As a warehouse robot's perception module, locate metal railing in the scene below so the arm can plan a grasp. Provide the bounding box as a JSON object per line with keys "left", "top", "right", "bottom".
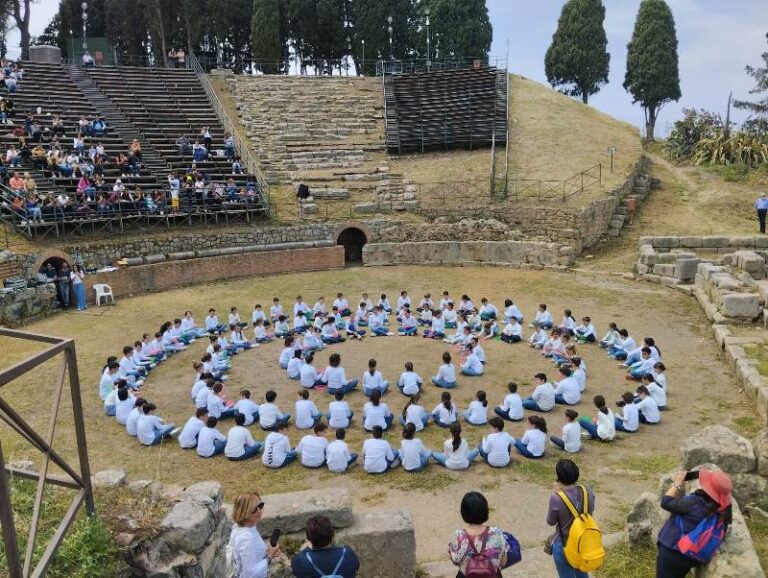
{"left": 507, "top": 164, "right": 603, "bottom": 202}
{"left": 188, "top": 52, "right": 271, "bottom": 218}
{"left": 376, "top": 56, "right": 509, "bottom": 76}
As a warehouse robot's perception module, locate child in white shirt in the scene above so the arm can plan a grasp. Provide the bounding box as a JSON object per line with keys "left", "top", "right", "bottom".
{"left": 326, "top": 428, "right": 358, "bottom": 472}
{"left": 503, "top": 299, "right": 524, "bottom": 324}
{"left": 494, "top": 382, "right": 524, "bottom": 421}
{"left": 400, "top": 422, "right": 430, "bottom": 472}
{"left": 234, "top": 389, "right": 260, "bottom": 426}
{"left": 262, "top": 422, "right": 297, "bottom": 468}
{"left": 550, "top": 409, "right": 582, "bottom": 453}
{"left": 599, "top": 322, "right": 619, "bottom": 349}
{"left": 443, "top": 303, "right": 458, "bottom": 328}
{"left": 439, "top": 291, "right": 452, "bottom": 311}
{"left": 431, "top": 391, "right": 458, "bottom": 428}
{"left": 253, "top": 319, "right": 273, "bottom": 343}
{"left": 278, "top": 337, "right": 296, "bottom": 369}
{"left": 635, "top": 385, "right": 661, "bottom": 424}
{"left": 463, "top": 390, "right": 489, "bottom": 425}
{"left": 327, "top": 390, "right": 353, "bottom": 429}
{"left": 399, "top": 393, "right": 429, "bottom": 431}
{"left": 333, "top": 293, "right": 350, "bottom": 316}
{"left": 423, "top": 310, "right": 446, "bottom": 339}
{"left": 363, "top": 389, "right": 393, "bottom": 431}
{"left": 578, "top": 394, "right": 616, "bottom": 441}
{"left": 295, "top": 389, "right": 322, "bottom": 429}
{"left": 479, "top": 298, "right": 498, "bottom": 321}
{"left": 417, "top": 307, "right": 433, "bottom": 327}
{"left": 259, "top": 390, "right": 291, "bottom": 431}
{"left": 501, "top": 317, "right": 522, "bottom": 343}
{"left": 431, "top": 422, "right": 480, "bottom": 470}
{"left": 513, "top": 416, "right": 547, "bottom": 459}
{"left": 362, "top": 358, "right": 389, "bottom": 396}
{"left": 480, "top": 417, "right": 515, "bottom": 467}
{"left": 286, "top": 349, "right": 305, "bottom": 380}
{"left": 269, "top": 297, "right": 283, "bottom": 323}
{"left": 575, "top": 316, "right": 596, "bottom": 343}
{"left": 460, "top": 344, "right": 484, "bottom": 376}
{"left": 532, "top": 304, "right": 553, "bottom": 329}
{"left": 397, "top": 310, "right": 418, "bottom": 336}
{"left": 322, "top": 353, "right": 358, "bottom": 394}
{"left": 362, "top": 426, "right": 399, "bottom": 473}
{"left": 179, "top": 408, "right": 208, "bottom": 449}
{"left": 529, "top": 326, "right": 548, "bottom": 349}
{"left": 298, "top": 422, "right": 329, "bottom": 468}
{"left": 197, "top": 417, "right": 227, "bottom": 458}
{"left": 431, "top": 351, "right": 457, "bottom": 388}
{"left": 252, "top": 304, "right": 269, "bottom": 327}
{"left": 225, "top": 413, "right": 262, "bottom": 461}
{"left": 397, "top": 362, "right": 423, "bottom": 395}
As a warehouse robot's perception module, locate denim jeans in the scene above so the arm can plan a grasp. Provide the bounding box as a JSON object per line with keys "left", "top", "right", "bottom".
{"left": 553, "top": 539, "right": 589, "bottom": 578}
{"left": 432, "top": 415, "right": 455, "bottom": 428}
{"left": 372, "top": 326, "right": 389, "bottom": 336}
{"left": 364, "top": 381, "right": 389, "bottom": 396}
{"left": 202, "top": 439, "right": 227, "bottom": 457}
{"left": 625, "top": 352, "right": 642, "bottom": 365}
{"left": 363, "top": 414, "right": 394, "bottom": 431}
{"left": 150, "top": 424, "right": 176, "bottom": 445}
{"left": 462, "top": 410, "right": 487, "bottom": 426}
{"left": 614, "top": 417, "right": 637, "bottom": 432}
{"left": 399, "top": 414, "right": 430, "bottom": 428}
{"left": 328, "top": 379, "right": 358, "bottom": 395}
{"left": 104, "top": 405, "right": 116, "bottom": 416}
{"left": 522, "top": 398, "right": 549, "bottom": 412}
{"left": 398, "top": 327, "right": 418, "bottom": 336}
{"left": 431, "top": 377, "right": 457, "bottom": 389}
{"left": 514, "top": 439, "right": 542, "bottom": 459}
{"left": 432, "top": 448, "right": 479, "bottom": 468}
{"left": 404, "top": 454, "right": 431, "bottom": 472}
{"left": 74, "top": 283, "right": 87, "bottom": 310}
{"left": 273, "top": 450, "right": 298, "bottom": 468}
{"left": 494, "top": 406, "right": 522, "bottom": 421}
{"left": 578, "top": 418, "right": 600, "bottom": 439}
{"left": 261, "top": 414, "right": 292, "bottom": 431}
{"left": 460, "top": 366, "right": 483, "bottom": 376}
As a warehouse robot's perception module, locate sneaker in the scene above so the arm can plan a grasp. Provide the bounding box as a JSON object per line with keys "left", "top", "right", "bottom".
{"left": 169, "top": 427, "right": 182, "bottom": 437}
{"left": 387, "top": 332, "right": 395, "bottom": 336}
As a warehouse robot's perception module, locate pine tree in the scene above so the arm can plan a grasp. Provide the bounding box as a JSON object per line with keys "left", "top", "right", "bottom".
{"left": 544, "top": 0, "right": 609, "bottom": 104}
{"left": 734, "top": 33, "right": 768, "bottom": 134}
{"left": 430, "top": 0, "right": 492, "bottom": 60}
{"left": 624, "top": 0, "right": 681, "bottom": 142}
{"left": 251, "top": 0, "right": 283, "bottom": 73}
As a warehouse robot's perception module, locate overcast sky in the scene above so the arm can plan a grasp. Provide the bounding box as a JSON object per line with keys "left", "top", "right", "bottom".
{"left": 7, "top": 0, "right": 768, "bottom": 135}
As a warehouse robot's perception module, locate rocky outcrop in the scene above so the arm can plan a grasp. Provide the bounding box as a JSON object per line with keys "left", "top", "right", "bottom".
{"left": 680, "top": 426, "right": 757, "bottom": 474}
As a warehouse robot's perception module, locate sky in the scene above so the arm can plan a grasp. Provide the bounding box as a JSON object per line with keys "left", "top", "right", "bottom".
{"left": 6, "top": 0, "right": 768, "bottom": 136}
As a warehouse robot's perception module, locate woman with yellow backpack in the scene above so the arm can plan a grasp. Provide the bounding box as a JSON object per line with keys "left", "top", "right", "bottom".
{"left": 545, "top": 459, "right": 605, "bottom": 577}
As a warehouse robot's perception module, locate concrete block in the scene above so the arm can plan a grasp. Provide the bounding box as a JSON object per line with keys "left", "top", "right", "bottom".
{"left": 757, "top": 388, "right": 768, "bottom": 423}
{"left": 259, "top": 488, "right": 353, "bottom": 536}
{"left": 679, "top": 236, "right": 703, "bottom": 248}
{"left": 639, "top": 244, "right": 657, "bottom": 266}
{"left": 654, "top": 263, "right": 676, "bottom": 277}
{"left": 144, "top": 254, "right": 166, "bottom": 264}
{"left": 730, "top": 237, "right": 757, "bottom": 248}
{"left": 755, "top": 236, "right": 768, "bottom": 249}
{"left": 653, "top": 236, "right": 680, "bottom": 249}
{"left": 336, "top": 510, "right": 416, "bottom": 578}
{"left": 702, "top": 236, "right": 731, "bottom": 248}
{"left": 638, "top": 236, "right": 654, "bottom": 247}
{"left": 721, "top": 293, "right": 760, "bottom": 319}
{"left": 197, "top": 249, "right": 222, "bottom": 258}
{"left": 168, "top": 251, "right": 196, "bottom": 260}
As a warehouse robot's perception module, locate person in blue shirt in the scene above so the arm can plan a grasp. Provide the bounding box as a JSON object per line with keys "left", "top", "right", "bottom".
{"left": 755, "top": 193, "right": 768, "bottom": 234}
{"left": 291, "top": 515, "right": 360, "bottom": 578}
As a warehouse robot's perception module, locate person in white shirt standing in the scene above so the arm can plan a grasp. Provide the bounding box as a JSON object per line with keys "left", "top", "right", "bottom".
{"left": 136, "top": 403, "right": 177, "bottom": 446}
{"left": 225, "top": 413, "right": 262, "bottom": 461}
{"left": 362, "top": 358, "right": 389, "bottom": 396}
{"left": 513, "top": 416, "right": 548, "bottom": 459}
{"left": 326, "top": 428, "right": 358, "bottom": 472}
{"left": 262, "top": 422, "right": 297, "bottom": 468}
{"left": 479, "top": 417, "right": 515, "bottom": 467}
{"left": 362, "top": 426, "right": 399, "bottom": 474}
{"left": 550, "top": 409, "right": 582, "bottom": 453}
{"left": 494, "top": 382, "right": 524, "bottom": 422}
{"left": 298, "top": 422, "right": 330, "bottom": 468}
{"left": 295, "top": 389, "right": 322, "bottom": 429}
{"left": 197, "top": 416, "right": 227, "bottom": 458}
{"left": 179, "top": 408, "right": 208, "bottom": 449}
{"left": 400, "top": 422, "right": 431, "bottom": 472}
{"left": 431, "top": 351, "right": 457, "bottom": 389}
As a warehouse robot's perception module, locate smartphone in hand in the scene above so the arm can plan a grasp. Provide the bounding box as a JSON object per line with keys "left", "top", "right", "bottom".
{"left": 270, "top": 528, "right": 281, "bottom": 547}
{"left": 684, "top": 471, "right": 700, "bottom": 482}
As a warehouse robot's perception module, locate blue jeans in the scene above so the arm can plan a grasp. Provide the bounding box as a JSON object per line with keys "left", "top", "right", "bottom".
{"left": 625, "top": 352, "right": 642, "bottom": 365}
{"left": 346, "top": 453, "right": 359, "bottom": 468}
{"left": 431, "top": 377, "right": 457, "bottom": 389}
{"left": 552, "top": 354, "right": 568, "bottom": 365}
{"left": 273, "top": 450, "right": 298, "bottom": 468}
{"left": 400, "top": 414, "right": 430, "bottom": 428}
{"left": 364, "top": 381, "right": 389, "bottom": 396}
{"left": 522, "top": 398, "right": 549, "bottom": 412}
{"left": 398, "top": 327, "right": 418, "bottom": 336}
{"left": 397, "top": 383, "right": 422, "bottom": 396}
{"left": 553, "top": 539, "right": 589, "bottom": 578}
{"left": 432, "top": 415, "right": 455, "bottom": 428}
{"left": 555, "top": 394, "right": 578, "bottom": 405}
{"left": 405, "top": 454, "right": 431, "bottom": 472}
{"left": 536, "top": 322, "right": 553, "bottom": 330}
{"left": 261, "top": 414, "right": 291, "bottom": 431}
{"left": 218, "top": 408, "right": 237, "bottom": 419}
{"left": 514, "top": 439, "right": 542, "bottom": 459}
{"left": 432, "top": 448, "right": 479, "bottom": 468}
{"left": 372, "top": 326, "right": 389, "bottom": 336}
{"left": 328, "top": 379, "right": 358, "bottom": 395}
{"left": 578, "top": 418, "right": 600, "bottom": 440}
{"left": 203, "top": 439, "right": 227, "bottom": 457}
{"left": 149, "top": 424, "right": 176, "bottom": 445}
{"left": 614, "top": 417, "right": 637, "bottom": 433}
{"left": 104, "top": 405, "right": 116, "bottom": 416}
{"left": 494, "top": 407, "right": 523, "bottom": 421}
{"left": 460, "top": 366, "right": 482, "bottom": 376}
{"left": 462, "top": 410, "right": 487, "bottom": 426}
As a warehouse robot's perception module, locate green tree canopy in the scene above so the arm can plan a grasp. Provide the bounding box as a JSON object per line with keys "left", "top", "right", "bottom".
{"left": 734, "top": 32, "right": 768, "bottom": 135}
{"left": 544, "top": 0, "right": 609, "bottom": 104}
{"left": 624, "top": 0, "right": 681, "bottom": 141}
{"left": 430, "top": 0, "right": 492, "bottom": 60}
{"left": 251, "top": 0, "right": 284, "bottom": 73}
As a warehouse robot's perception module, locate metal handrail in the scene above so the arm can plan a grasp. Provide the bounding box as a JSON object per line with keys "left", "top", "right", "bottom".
{"left": 188, "top": 52, "right": 271, "bottom": 218}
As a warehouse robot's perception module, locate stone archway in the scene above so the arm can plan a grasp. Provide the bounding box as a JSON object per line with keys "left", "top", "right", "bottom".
{"left": 32, "top": 249, "right": 74, "bottom": 275}
{"left": 335, "top": 226, "right": 369, "bottom": 265}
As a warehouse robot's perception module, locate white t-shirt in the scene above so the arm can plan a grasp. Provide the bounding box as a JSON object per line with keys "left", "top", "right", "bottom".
{"left": 259, "top": 402, "right": 281, "bottom": 428}
{"left": 637, "top": 397, "right": 660, "bottom": 424}
{"left": 328, "top": 400, "right": 351, "bottom": 429}
{"left": 126, "top": 408, "right": 142, "bottom": 436}
{"left": 225, "top": 425, "right": 256, "bottom": 458}
{"left": 323, "top": 366, "right": 348, "bottom": 391}
{"left": 521, "top": 428, "right": 547, "bottom": 457}
{"left": 482, "top": 431, "right": 515, "bottom": 467}
{"left": 400, "top": 438, "right": 428, "bottom": 471}
{"left": 195, "top": 387, "right": 212, "bottom": 409}
{"left": 137, "top": 414, "right": 163, "bottom": 445}
{"left": 648, "top": 382, "right": 667, "bottom": 407}
{"left": 362, "top": 438, "right": 395, "bottom": 473}
{"left": 462, "top": 354, "right": 483, "bottom": 374}
{"left": 435, "top": 363, "right": 456, "bottom": 383}
{"left": 279, "top": 347, "right": 294, "bottom": 366}
{"left": 300, "top": 364, "right": 321, "bottom": 388}
{"left": 500, "top": 393, "right": 523, "bottom": 420}
{"left": 532, "top": 382, "right": 556, "bottom": 411}
{"left": 363, "top": 402, "right": 391, "bottom": 430}
{"left": 555, "top": 377, "right": 581, "bottom": 405}
{"left": 295, "top": 399, "right": 320, "bottom": 429}
{"left": 179, "top": 416, "right": 205, "bottom": 448}
{"left": 115, "top": 396, "right": 135, "bottom": 425}
{"left": 620, "top": 403, "right": 640, "bottom": 431}
{"left": 234, "top": 399, "right": 259, "bottom": 426}
{"left": 562, "top": 421, "right": 582, "bottom": 453}
{"left": 466, "top": 400, "right": 488, "bottom": 424}
{"left": 404, "top": 404, "right": 427, "bottom": 431}
{"left": 442, "top": 438, "right": 470, "bottom": 470}
{"left": 596, "top": 409, "right": 616, "bottom": 440}
{"left": 298, "top": 435, "right": 329, "bottom": 467}
{"left": 398, "top": 371, "right": 422, "bottom": 395}
{"left": 326, "top": 440, "right": 352, "bottom": 472}
{"left": 197, "top": 426, "right": 226, "bottom": 457}
{"left": 262, "top": 432, "right": 291, "bottom": 467}
{"left": 363, "top": 370, "right": 386, "bottom": 391}
{"left": 287, "top": 356, "right": 304, "bottom": 379}
{"left": 432, "top": 402, "right": 457, "bottom": 425}
{"left": 207, "top": 395, "right": 227, "bottom": 419}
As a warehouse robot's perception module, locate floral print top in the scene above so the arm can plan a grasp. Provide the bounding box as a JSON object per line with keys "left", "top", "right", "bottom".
{"left": 448, "top": 526, "right": 508, "bottom": 573}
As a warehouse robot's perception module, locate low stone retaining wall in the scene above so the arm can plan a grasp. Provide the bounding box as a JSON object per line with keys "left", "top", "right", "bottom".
{"left": 0, "top": 283, "right": 57, "bottom": 327}
{"left": 363, "top": 240, "right": 574, "bottom": 268}
{"left": 626, "top": 426, "right": 767, "bottom": 578}
{"left": 83, "top": 245, "right": 345, "bottom": 302}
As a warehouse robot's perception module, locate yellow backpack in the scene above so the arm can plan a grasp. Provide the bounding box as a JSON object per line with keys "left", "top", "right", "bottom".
{"left": 557, "top": 485, "right": 605, "bottom": 572}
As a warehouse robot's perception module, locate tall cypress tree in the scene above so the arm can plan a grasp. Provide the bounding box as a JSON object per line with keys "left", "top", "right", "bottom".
{"left": 624, "top": 0, "right": 681, "bottom": 141}
{"left": 544, "top": 0, "right": 609, "bottom": 104}
{"left": 430, "top": 0, "right": 492, "bottom": 60}
{"left": 251, "top": 0, "right": 283, "bottom": 73}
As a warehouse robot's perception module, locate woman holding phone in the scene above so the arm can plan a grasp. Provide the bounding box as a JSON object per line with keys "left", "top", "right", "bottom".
{"left": 227, "top": 493, "right": 282, "bottom": 578}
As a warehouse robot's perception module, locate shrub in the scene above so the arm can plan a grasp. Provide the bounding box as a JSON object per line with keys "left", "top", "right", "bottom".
{"left": 664, "top": 108, "right": 723, "bottom": 162}
{"left": 692, "top": 132, "right": 768, "bottom": 167}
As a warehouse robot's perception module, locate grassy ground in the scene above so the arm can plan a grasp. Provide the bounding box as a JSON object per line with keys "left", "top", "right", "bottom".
{"left": 0, "top": 265, "right": 758, "bottom": 564}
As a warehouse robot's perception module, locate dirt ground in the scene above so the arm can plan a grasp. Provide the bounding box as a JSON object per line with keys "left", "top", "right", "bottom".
{"left": 0, "top": 265, "right": 758, "bottom": 565}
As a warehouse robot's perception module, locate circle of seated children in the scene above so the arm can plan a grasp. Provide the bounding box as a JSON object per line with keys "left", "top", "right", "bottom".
{"left": 100, "top": 291, "right": 669, "bottom": 476}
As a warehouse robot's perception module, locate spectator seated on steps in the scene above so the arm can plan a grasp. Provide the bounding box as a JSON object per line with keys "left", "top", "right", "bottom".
{"left": 30, "top": 143, "right": 46, "bottom": 169}
{"left": 82, "top": 51, "right": 95, "bottom": 68}
{"left": 91, "top": 115, "right": 107, "bottom": 136}
{"left": 176, "top": 134, "right": 191, "bottom": 155}
{"left": 232, "top": 157, "right": 243, "bottom": 174}
{"left": 192, "top": 141, "right": 208, "bottom": 162}
{"left": 8, "top": 170, "right": 24, "bottom": 194}
{"left": 225, "top": 178, "right": 238, "bottom": 201}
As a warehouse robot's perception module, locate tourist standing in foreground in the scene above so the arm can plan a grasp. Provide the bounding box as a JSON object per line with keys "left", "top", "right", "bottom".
{"left": 756, "top": 192, "right": 768, "bottom": 234}
{"left": 228, "top": 493, "right": 281, "bottom": 578}
{"left": 448, "top": 491, "right": 508, "bottom": 577}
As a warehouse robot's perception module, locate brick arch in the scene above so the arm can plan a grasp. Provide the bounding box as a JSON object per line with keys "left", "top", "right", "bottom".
{"left": 32, "top": 249, "right": 74, "bottom": 273}
{"left": 333, "top": 221, "right": 372, "bottom": 244}
{"left": 334, "top": 222, "right": 371, "bottom": 265}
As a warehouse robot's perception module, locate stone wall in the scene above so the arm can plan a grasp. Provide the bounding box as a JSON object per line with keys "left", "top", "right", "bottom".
{"left": 88, "top": 470, "right": 416, "bottom": 578}
{"left": 626, "top": 426, "right": 767, "bottom": 578}
{"left": 0, "top": 283, "right": 58, "bottom": 327}
{"left": 363, "top": 240, "right": 574, "bottom": 268}
{"left": 82, "top": 245, "right": 345, "bottom": 302}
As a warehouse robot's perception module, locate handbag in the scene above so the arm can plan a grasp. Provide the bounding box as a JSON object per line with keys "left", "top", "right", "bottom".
{"left": 543, "top": 532, "right": 557, "bottom": 555}
{"left": 502, "top": 532, "right": 522, "bottom": 567}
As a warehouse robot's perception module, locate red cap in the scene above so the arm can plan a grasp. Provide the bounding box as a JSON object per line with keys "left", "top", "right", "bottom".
{"left": 698, "top": 470, "right": 732, "bottom": 511}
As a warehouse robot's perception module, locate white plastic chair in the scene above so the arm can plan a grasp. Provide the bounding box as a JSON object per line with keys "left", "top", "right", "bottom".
{"left": 93, "top": 283, "right": 115, "bottom": 306}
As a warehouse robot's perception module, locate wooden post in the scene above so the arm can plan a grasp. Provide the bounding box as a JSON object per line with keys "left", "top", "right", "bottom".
{"left": 0, "top": 441, "right": 23, "bottom": 578}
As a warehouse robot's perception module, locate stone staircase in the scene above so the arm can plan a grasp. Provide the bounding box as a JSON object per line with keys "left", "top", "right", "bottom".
{"left": 607, "top": 174, "right": 652, "bottom": 237}
{"left": 228, "top": 75, "right": 417, "bottom": 212}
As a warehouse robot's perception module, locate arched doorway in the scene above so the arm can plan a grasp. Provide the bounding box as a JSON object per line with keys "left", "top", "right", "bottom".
{"left": 336, "top": 227, "right": 368, "bottom": 265}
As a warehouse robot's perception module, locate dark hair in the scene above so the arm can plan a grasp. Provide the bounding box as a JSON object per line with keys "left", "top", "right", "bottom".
{"left": 450, "top": 422, "right": 462, "bottom": 451}
{"left": 504, "top": 299, "right": 512, "bottom": 307}
{"left": 297, "top": 389, "right": 309, "bottom": 400}
{"left": 534, "top": 373, "right": 547, "bottom": 382}
{"left": 305, "top": 353, "right": 314, "bottom": 364}
{"left": 235, "top": 412, "right": 246, "bottom": 426}
{"left": 621, "top": 391, "right": 635, "bottom": 404}
{"left": 134, "top": 397, "right": 147, "bottom": 409}
{"left": 370, "top": 389, "right": 381, "bottom": 406}
{"left": 305, "top": 515, "right": 334, "bottom": 549}
{"left": 371, "top": 425, "right": 383, "bottom": 439}
{"left": 619, "top": 328, "right": 629, "bottom": 338}
{"left": 460, "top": 491, "right": 489, "bottom": 525}
{"left": 528, "top": 415, "right": 547, "bottom": 433}
{"left": 556, "top": 459, "right": 580, "bottom": 486}
{"left": 206, "top": 416, "right": 218, "bottom": 428}
{"left": 368, "top": 358, "right": 377, "bottom": 372}
{"left": 196, "top": 407, "right": 208, "bottom": 418}
{"left": 571, "top": 357, "right": 582, "bottom": 368}
{"left": 403, "top": 422, "right": 416, "bottom": 439}
{"left": 476, "top": 390, "right": 487, "bottom": 407}
{"left": 405, "top": 361, "right": 414, "bottom": 372}
{"left": 284, "top": 336, "right": 294, "bottom": 347}
{"left": 565, "top": 409, "right": 578, "bottom": 421}
{"left": 334, "top": 390, "right": 344, "bottom": 401}
{"left": 213, "top": 383, "right": 223, "bottom": 394}
{"left": 489, "top": 416, "right": 504, "bottom": 431}
{"left": 559, "top": 366, "right": 572, "bottom": 378}
{"left": 442, "top": 391, "right": 452, "bottom": 412}
{"left": 654, "top": 362, "right": 666, "bottom": 372}
{"left": 240, "top": 389, "right": 251, "bottom": 399}
{"left": 507, "top": 382, "right": 517, "bottom": 393}
{"left": 142, "top": 403, "right": 156, "bottom": 414}
{"left": 266, "top": 390, "right": 277, "bottom": 402}
{"left": 329, "top": 353, "right": 341, "bottom": 367}
{"left": 692, "top": 490, "right": 733, "bottom": 525}
{"left": 336, "top": 428, "right": 346, "bottom": 440}
{"left": 117, "top": 388, "right": 129, "bottom": 401}
{"left": 641, "top": 346, "right": 652, "bottom": 356}
{"left": 593, "top": 395, "right": 608, "bottom": 415}
{"left": 294, "top": 349, "right": 303, "bottom": 359}
{"left": 636, "top": 385, "right": 650, "bottom": 396}
{"left": 402, "top": 393, "right": 421, "bottom": 418}
{"left": 642, "top": 373, "right": 655, "bottom": 383}
{"left": 442, "top": 351, "right": 451, "bottom": 364}
{"left": 122, "top": 345, "right": 133, "bottom": 355}
{"left": 313, "top": 422, "right": 328, "bottom": 434}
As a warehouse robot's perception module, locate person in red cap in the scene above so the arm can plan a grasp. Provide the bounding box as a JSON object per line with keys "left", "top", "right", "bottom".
{"left": 655, "top": 468, "right": 733, "bottom": 578}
